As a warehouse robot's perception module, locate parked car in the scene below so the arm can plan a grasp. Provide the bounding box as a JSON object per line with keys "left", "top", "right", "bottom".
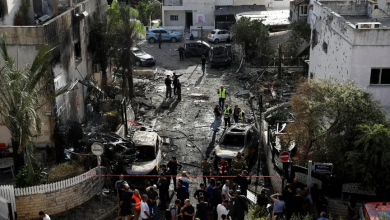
{"left": 359, "top": 202, "right": 390, "bottom": 220}
{"left": 124, "top": 131, "right": 162, "bottom": 188}
{"left": 212, "top": 124, "right": 259, "bottom": 164}
{"left": 146, "top": 28, "right": 182, "bottom": 43}
{"left": 131, "top": 47, "right": 156, "bottom": 67}
{"left": 184, "top": 41, "right": 211, "bottom": 58}
{"left": 208, "top": 46, "right": 231, "bottom": 68}
{"left": 207, "top": 29, "right": 230, "bottom": 44}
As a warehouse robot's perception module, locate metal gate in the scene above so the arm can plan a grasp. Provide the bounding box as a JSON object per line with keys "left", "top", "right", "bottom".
{"left": 0, "top": 185, "right": 16, "bottom": 220}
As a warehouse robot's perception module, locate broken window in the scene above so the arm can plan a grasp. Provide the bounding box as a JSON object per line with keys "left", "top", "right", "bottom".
{"left": 322, "top": 42, "right": 328, "bottom": 53}
{"left": 370, "top": 68, "right": 390, "bottom": 84}
{"left": 74, "top": 42, "right": 82, "bottom": 65}
{"left": 311, "top": 29, "right": 318, "bottom": 49}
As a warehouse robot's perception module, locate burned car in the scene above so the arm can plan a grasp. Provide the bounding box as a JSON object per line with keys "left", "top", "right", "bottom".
{"left": 131, "top": 47, "right": 156, "bottom": 67}
{"left": 184, "top": 41, "right": 211, "bottom": 58}
{"left": 124, "top": 131, "right": 162, "bottom": 188}
{"left": 208, "top": 46, "right": 231, "bottom": 68}
{"left": 212, "top": 124, "right": 259, "bottom": 165}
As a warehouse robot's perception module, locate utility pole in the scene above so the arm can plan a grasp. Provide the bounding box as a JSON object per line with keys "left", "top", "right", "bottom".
{"left": 278, "top": 43, "right": 282, "bottom": 79}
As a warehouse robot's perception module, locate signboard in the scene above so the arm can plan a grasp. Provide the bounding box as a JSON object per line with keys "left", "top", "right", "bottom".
{"left": 279, "top": 151, "right": 290, "bottom": 162}
{"left": 313, "top": 162, "right": 333, "bottom": 173}
{"left": 91, "top": 142, "right": 104, "bottom": 156}
{"left": 196, "top": 14, "right": 205, "bottom": 23}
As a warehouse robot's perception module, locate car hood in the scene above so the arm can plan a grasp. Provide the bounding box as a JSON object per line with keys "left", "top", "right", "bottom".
{"left": 214, "top": 144, "right": 244, "bottom": 159}
{"left": 124, "top": 159, "right": 157, "bottom": 174}
{"left": 136, "top": 54, "right": 154, "bottom": 60}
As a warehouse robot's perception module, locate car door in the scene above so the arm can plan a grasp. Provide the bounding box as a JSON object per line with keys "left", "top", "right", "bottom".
{"left": 161, "top": 30, "right": 169, "bottom": 40}
{"left": 218, "top": 30, "right": 226, "bottom": 41}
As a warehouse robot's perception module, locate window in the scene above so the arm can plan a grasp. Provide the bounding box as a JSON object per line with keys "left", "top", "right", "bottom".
{"left": 370, "top": 68, "right": 390, "bottom": 84}
{"left": 74, "top": 42, "right": 82, "bottom": 65}
{"left": 322, "top": 42, "right": 328, "bottom": 53}
{"left": 170, "top": 15, "right": 178, "bottom": 21}
{"left": 161, "top": 30, "right": 168, "bottom": 34}
{"left": 300, "top": 5, "right": 308, "bottom": 15}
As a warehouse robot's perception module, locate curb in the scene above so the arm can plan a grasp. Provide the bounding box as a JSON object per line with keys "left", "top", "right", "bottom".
{"left": 97, "top": 203, "right": 118, "bottom": 220}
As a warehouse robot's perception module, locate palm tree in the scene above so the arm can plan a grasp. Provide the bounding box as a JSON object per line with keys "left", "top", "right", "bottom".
{"left": 0, "top": 34, "right": 66, "bottom": 174}
{"left": 108, "top": 0, "right": 145, "bottom": 98}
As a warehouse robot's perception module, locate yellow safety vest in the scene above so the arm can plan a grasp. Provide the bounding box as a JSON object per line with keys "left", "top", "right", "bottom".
{"left": 223, "top": 107, "right": 231, "bottom": 118}
{"left": 239, "top": 110, "right": 245, "bottom": 122}
{"left": 219, "top": 89, "right": 226, "bottom": 98}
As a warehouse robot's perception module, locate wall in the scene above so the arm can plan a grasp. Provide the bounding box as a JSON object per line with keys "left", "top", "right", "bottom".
{"left": 16, "top": 176, "right": 100, "bottom": 219}
{"left": 265, "top": 0, "right": 290, "bottom": 9}
{"left": 319, "top": 1, "right": 367, "bottom": 15}
{"left": 234, "top": 0, "right": 265, "bottom": 5}
{"left": 164, "top": 10, "right": 186, "bottom": 27}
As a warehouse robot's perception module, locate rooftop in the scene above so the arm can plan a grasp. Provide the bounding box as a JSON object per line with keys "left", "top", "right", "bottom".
{"left": 343, "top": 16, "right": 390, "bottom": 28}
{"left": 235, "top": 10, "right": 290, "bottom": 26}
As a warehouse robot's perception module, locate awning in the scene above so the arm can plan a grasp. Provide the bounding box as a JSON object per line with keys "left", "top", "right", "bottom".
{"left": 215, "top": 5, "right": 266, "bottom": 16}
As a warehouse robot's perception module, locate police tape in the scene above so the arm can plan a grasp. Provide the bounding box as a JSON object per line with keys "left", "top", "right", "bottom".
{"left": 86, "top": 174, "right": 282, "bottom": 178}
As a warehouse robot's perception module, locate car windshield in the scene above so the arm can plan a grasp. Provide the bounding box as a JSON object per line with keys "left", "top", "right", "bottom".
{"left": 221, "top": 134, "right": 245, "bottom": 148}
{"left": 211, "top": 31, "right": 216, "bottom": 34}
{"left": 132, "top": 49, "right": 146, "bottom": 55}
{"left": 213, "top": 47, "right": 227, "bottom": 56}
{"left": 137, "top": 146, "right": 156, "bottom": 161}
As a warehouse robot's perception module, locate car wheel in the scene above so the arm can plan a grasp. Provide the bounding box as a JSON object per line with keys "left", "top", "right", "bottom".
{"left": 135, "top": 61, "right": 141, "bottom": 66}
{"left": 171, "top": 37, "right": 177, "bottom": 43}
{"left": 149, "top": 38, "right": 155, "bottom": 43}
{"left": 214, "top": 39, "right": 219, "bottom": 44}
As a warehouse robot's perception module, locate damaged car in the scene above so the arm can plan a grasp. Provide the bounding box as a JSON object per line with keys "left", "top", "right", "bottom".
{"left": 208, "top": 46, "right": 232, "bottom": 68}
{"left": 184, "top": 41, "right": 211, "bottom": 58}
{"left": 131, "top": 47, "right": 156, "bottom": 67}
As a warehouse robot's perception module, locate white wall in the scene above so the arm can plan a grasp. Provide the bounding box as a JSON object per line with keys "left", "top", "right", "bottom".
{"left": 265, "top": 0, "right": 290, "bottom": 9}
{"left": 164, "top": 10, "right": 186, "bottom": 27}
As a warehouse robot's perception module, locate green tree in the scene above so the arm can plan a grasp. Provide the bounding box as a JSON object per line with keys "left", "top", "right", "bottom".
{"left": 284, "top": 19, "right": 311, "bottom": 55}
{"left": 149, "top": 0, "right": 162, "bottom": 21}
{"left": 136, "top": 0, "right": 154, "bottom": 26}
{"left": 109, "top": 0, "right": 145, "bottom": 98}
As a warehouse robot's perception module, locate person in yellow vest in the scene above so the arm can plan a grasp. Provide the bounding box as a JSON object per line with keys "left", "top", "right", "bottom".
{"left": 231, "top": 152, "right": 248, "bottom": 175}
{"left": 132, "top": 189, "right": 142, "bottom": 220}
{"left": 238, "top": 108, "right": 245, "bottom": 123}
{"left": 218, "top": 86, "right": 227, "bottom": 109}
{"left": 223, "top": 104, "right": 232, "bottom": 128}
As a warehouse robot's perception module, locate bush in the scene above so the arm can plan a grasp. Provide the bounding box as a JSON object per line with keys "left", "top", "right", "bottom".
{"left": 48, "top": 163, "right": 85, "bottom": 183}
{"left": 15, "top": 163, "right": 47, "bottom": 187}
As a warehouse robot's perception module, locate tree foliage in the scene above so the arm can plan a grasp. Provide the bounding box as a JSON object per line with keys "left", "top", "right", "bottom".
{"left": 284, "top": 79, "right": 388, "bottom": 187}
{"left": 284, "top": 19, "right": 311, "bottom": 55}
{"left": 136, "top": 0, "right": 154, "bottom": 26}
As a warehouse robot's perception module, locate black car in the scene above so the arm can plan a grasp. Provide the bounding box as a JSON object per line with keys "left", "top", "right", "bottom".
{"left": 208, "top": 46, "right": 231, "bottom": 68}
{"left": 184, "top": 41, "right": 211, "bottom": 58}
{"left": 131, "top": 47, "right": 156, "bottom": 67}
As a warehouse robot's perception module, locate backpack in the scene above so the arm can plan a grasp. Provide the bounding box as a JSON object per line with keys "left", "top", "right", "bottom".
{"left": 165, "top": 206, "right": 177, "bottom": 220}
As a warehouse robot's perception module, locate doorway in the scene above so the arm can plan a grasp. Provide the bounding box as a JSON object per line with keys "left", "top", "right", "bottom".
{"left": 186, "top": 12, "right": 193, "bottom": 28}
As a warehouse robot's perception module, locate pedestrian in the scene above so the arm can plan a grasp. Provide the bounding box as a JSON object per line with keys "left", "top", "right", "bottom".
{"left": 206, "top": 178, "right": 215, "bottom": 205}
{"left": 318, "top": 212, "right": 330, "bottom": 220}
{"left": 238, "top": 108, "right": 245, "bottom": 123}
{"left": 303, "top": 187, "right": 313, "bottom": 215}
{"left": 222, "top": 104, "right": 232, "bottom": 128}
{"left": 179, "top": 171, "right": 192, "bottom": 195}
{"left": 212, "top": 181, "right": 223, "bottom": 220}
{"left": 120, "top": 184, "right": 134, "bottom": 220}
{"left": 291, "top": 178, "right": 302, "bottom": 194}
{"left": 167, "top": 157, "right": 182, "bottom": 190}
{"left": 177, "top": 79, "right": 182, "bottom": 101}
{"left": 316, "top": 194, "right": 328, "bottom": 214}
{"left": 165, "top": 75, "right": 172, "bottom": 98}
{"left": 168, "top": 199, "right": 182, "bottom": 220}
{"left": 141, "top": 194, "right": 151, "bottom": 220}
{"left": 196, "top": 196, "right": 209, "bottom": 220}
{"left": 173, "top": 179, "right": 187, "bottom": 207}
{"left": 115, "top": 174, "right": 125, "bottom": 201}
{"left": 160, "top": 165, "right": 170, "bottom": 189}
{"left": 158, "top": 33, "right": 162, "bottom": 49}
{"left": 222, "top": 180, "right": 231, "bottom": 201}
{"left": 231, "top": 190, "right": 248, "bottom": 220}
{"left": 147, "top": 179, "right": 158, "bottom": 192}
{"left": 255, "top": 190, "right": 269, "bottom": 217}
{"left": 233, "top": 105, "right": 239, "bottom": 124}
{"left": 234, "top": 171, "right": 252, "bottom": 197}
{"left": 282, "top": 184, "right": 294, "bottom": 220}
{"left": 132, "top": 189, "right": 142, "bottom": 220}
{"left": 190, "top": 33, "right": 194, "bottom": 40}
{"left": 347, "top": 195, "right": 356, "bottom": 220}
{"left": 38, "top": 211, "right": 51, "bottom": 220}
{"left": 231, "top": 152, "right": 248, "bottom": 175}
{"left": 291, "top": 188, "right": 304, "bottom": 217}
{"left": 214, "top": 105, "right": 222, "bottom": 132}
{"left": 158, "top": 173, "right": 168, "bottom": 209}
{"left": 194, "top": 183, "right": 210, "bottom": 204}
{"left": 217, "top": 200, "right": 229, "bottom": 220}
{"left": 146, "top": 187, "right": 158, "bottom": 220}
{"left": 201, "top": 158, "right": 212, "bottom": 185}
{"left": 180, "top": 199, "right": 195, "bottom": 220}
{"left": 201, "top": 55, "right": 207, "bottom": 74}
{"left": 173, "top": 72, "right": 183, "bottom": 95}
{"left": 217, "top": 86, "right": 227, "bottom": 109}
{"left": 178, "top": 45, "right": 185, "bottom": 61}
{"left": 218, "top": 158, "right": 228, "bottom": 183}
{"left": 226, "top": 35, "right": 231, "bottom": 43}
{"left": 270, "top": 193, "right": 285, "bottom": 219}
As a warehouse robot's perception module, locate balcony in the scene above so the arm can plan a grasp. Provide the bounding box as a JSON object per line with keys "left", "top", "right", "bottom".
{"left": 163, "top": 0, "right": 183, "bottom": 6}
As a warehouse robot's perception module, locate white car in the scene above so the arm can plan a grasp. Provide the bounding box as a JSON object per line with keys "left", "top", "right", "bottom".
{"left": 207, "top": 29, "right": 230, "bottom": 44}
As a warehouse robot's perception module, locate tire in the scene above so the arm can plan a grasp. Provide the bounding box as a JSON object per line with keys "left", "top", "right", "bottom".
{"left": 149, "top": 38, "right": 155, "bottom": 43}
{"left": 214, "top": 39, "right": 219, "bottom": 44}
{"left": 171, "top": 37, "right": 177, "bottom": 43}
{"left": 135, "top": 61, "right": 141, "bottom": 66}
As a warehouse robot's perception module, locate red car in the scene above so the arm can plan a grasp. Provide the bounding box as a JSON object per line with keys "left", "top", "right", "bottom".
{"left": 360, "top": 202, "right": 390, "bottom": 220}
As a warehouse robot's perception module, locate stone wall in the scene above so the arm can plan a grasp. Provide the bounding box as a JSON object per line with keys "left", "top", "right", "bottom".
{"left": 16, "top": 176, "right": 100, "bottom": 220}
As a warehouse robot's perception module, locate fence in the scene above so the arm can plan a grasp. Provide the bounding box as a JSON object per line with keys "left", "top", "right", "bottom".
{"left": 0, "top": 185, "right": 16, "bottom": 219}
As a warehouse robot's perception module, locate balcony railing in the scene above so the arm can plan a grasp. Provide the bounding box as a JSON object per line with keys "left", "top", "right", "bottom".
{"left": 163, "top": 0, "right": 183, "bottom": 6}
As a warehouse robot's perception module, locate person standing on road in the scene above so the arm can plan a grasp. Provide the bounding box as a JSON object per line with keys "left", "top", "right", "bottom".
{"left": 201, "top": 55, "right": 207, "bottom": 74}
{"left": 38, "top": 211, "right": 51, "bottom": 220}
{"left": 177, "top": 79, "right": 182, "bottom": 101}
{"left": 218, "top": 158, "right": 229, "bottom": 184}
{"left": 167, "top": 157, "right": 182, "bottom": 190}
{"left": 146, "top": 187, "right": 158, "bottom": 220}
{"left": 218, "top": 86, "right": 227, "bottom": 109}
{"left": 231, "top": 152, "right": 248, "bottom": 175}
{"left": 180, "top": 199, "right": 196, "bottom": 220}
{"left": 165, "top": 75, "right": 172, "bottom": 98}
{"left": 178, "top": 45, "right": 185, "bottom": 61}
{"left": 158, "top": 33, "right": 162, "bottom": 49}
{"left": 231, "top": 190, "right": 248, "bottom": 220}
{"left": 132, "top": 189, "right": 142, "bottom": 220}
{"left": 206, "top": 178, "right": 215, "bottom": 205}
{"left": 173, "top": 179, "right": 187, "bottom": 207}
{"left": 179, "top": 171, "right": 192, "bottom": 195}
{"left": 170, "top": 199, "right": 182, "bottom": 220}
{"left": 158, "top": 173, "right": 168, "bottom": 209}
{"left": 223, "top": 104, "right": 232, "bottom": 128}
{"left": 216, "top": 200, "right": 229, "bottom": 220}
{"left": 115, "top": 174, "right": 125, "bottom": 201}
{"left": 234, "top": 171, "right": 252, "bottom": 197}
{"left": 141, "top": 194, "right": 151, "bottom": 220}
{"left": 120, "top": 184, "right": 134, "bottom": 220}
{"left": 222, "top": 180, "right": 231, "bottom": 201}
{"left": 173, "top": 72, "right": 183, "bottom": 95}
{"left": 291, "top": 188, "right": 304, "bottom": 217}
{"left": 201, "top": 158, "right": 212, "bottom": 185}
{"left": 160, "top": 165, "right": 170, "bottom": 189}
{"left": 214, "top": 105, "right": 222, "bottom": 132}
{"left": 213, "top": 181, "right": 223, "bottom": 220}
{"left": 238, "top": 108, "right": 245, "bottom": 123}
{"left": 270, "top": 193, "right": 286, "bottom": 219}
{"left": 194, "top": 183, "right": 210, "bottom": 204}
{"left": 196, "top": 196, "right": 209, "bottom": 220}
{"left": 233, "top": 105, "right": 239, "bottom": 124}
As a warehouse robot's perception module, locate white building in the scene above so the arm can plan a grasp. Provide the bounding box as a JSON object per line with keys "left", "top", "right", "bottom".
{"left": 309, "top": 0, "right": 390, "bottom": 111}
{"left": 162, "top": 0, "right": 290, "bottom": 30}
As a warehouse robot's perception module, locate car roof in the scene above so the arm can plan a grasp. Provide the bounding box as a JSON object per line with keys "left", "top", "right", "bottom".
{"left": 131, "top": 47, "right": 140, "bottom": 51}
{"left": 225, "top": 124, "right": 253, "bottom": 134}
{"left": 212, "top": 29, "right": 228, "bottom": 32}
{"left": 133, "top": 131, "right": 158, "bottom": 147}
